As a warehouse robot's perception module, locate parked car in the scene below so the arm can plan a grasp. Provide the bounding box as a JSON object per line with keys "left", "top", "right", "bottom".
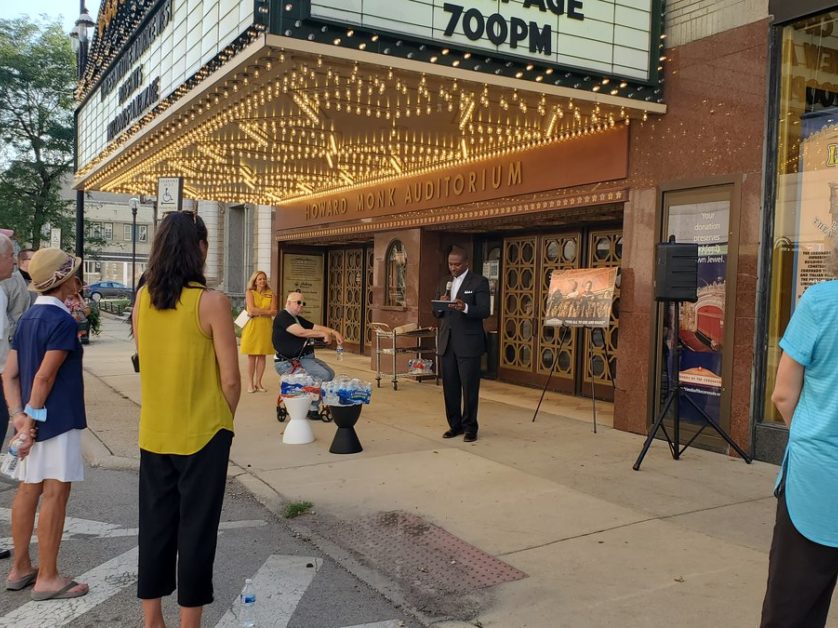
{"left": 84, "top": 281, "right": 133, "bottom": 301}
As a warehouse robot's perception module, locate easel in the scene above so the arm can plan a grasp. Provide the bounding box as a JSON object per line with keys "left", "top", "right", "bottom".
{"left": 532, "top": 324, "right": 614, "bottom": 433}
{"left": 632, "top": 301, "right": 752, "bottom": 470}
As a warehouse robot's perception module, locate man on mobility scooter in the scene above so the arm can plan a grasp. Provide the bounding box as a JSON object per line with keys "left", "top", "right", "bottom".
{"left": 273, "top": 291, "right": 344, "bottom": 421}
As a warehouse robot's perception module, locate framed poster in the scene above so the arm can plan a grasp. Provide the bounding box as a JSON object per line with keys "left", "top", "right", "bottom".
{"left": 545, "top": 267, "right": 618, "bottom": 328}
{"left": 281, "top": 252, "right": 325, "bottom": 325}
{"left": 657, "top": 184, "right": 738, "bottom": 436}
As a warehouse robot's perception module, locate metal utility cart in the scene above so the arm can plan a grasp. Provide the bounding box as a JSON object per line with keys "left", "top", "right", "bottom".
{"left": 370, "top": 323, "right": 438, "bottom": 390}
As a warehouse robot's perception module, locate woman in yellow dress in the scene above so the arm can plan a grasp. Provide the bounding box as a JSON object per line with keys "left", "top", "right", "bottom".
{"left": 240, "top": 271, "right": 277, "bottom": 392}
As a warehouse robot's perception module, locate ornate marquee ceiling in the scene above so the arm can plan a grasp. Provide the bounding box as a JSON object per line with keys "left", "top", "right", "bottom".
{"left": 80, "top": 36, "right": 665, "bottom": 204}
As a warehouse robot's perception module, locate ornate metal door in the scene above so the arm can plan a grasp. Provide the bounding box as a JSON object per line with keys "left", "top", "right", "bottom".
{"left": 500, "top": 237, "right": 538, "bottom": 375}
{"left": 582, "top": 230, "right": 622, "bottom": 401}
{"left": 536, "top": 233, "right": 582, "bottom": 394}
{"left": 498, "top": 228, "right": 620, "bottom": 399}
{"left": 327, "top": 248, "right": 364, "bottom": 348}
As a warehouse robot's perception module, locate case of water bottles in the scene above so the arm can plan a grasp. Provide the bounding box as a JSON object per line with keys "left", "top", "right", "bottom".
{"left": 321, "top": 375, "right": 372, "bottom": 406}
{"left": 279, "top": 372, "right": 322, "bottom": 401}
{"left": 407, "top": 358, "right": 434, "bottom": 375}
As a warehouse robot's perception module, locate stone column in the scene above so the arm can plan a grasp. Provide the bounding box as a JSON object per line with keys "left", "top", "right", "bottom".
{"left": 197, "top": 200, "right": 224, "bottom": 289}
{"left": 254, "top": 204, "right": 274, "bottom": 278}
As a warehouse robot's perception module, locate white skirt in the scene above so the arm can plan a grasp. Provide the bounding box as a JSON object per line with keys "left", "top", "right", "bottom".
{"left": 13, "top": 429, "right": 85, "bottom": 484}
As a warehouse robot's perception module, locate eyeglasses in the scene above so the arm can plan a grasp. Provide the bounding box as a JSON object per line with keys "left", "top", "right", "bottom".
{"left": 293, "top": 300, "right": 306, "bottom": 306}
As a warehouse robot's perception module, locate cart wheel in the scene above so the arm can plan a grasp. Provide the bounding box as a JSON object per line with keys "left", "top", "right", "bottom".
{"left": 276, "top": 400, "right": 287, "bottom": 423}
{"left": 319, "top": 406, "right": 333, "bottom": 423}
{"left": 393, "top": 381, "right": 398, "bottom": 391}
{"left": 376, "top": 380, "right": 381, "bottom": 388}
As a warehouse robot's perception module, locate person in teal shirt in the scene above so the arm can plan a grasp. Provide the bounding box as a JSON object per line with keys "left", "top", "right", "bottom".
{"left": 761, "top": 276, "right": 838, "bottom": 627}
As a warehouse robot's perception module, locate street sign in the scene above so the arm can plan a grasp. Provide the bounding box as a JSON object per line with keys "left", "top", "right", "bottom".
{"left": 49, "top": 227, "right": 61, "bottom": 249}
{"left": 157, "top": 177, "right": 183, "bottom": 212}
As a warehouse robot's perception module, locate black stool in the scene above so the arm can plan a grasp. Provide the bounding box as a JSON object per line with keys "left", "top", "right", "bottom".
{"left": 328, "top": 404, "right": 363, "bottom": 454}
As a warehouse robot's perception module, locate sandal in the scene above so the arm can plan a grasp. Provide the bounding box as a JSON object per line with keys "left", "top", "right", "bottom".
{"left": 256, "top": 386, "right": 267, "bottom": 393}
{"left": 6, "top": 569, "right": 37, "bottom": 591}
{"left": 31, "top": 580, "right": 88, "bottom": 601}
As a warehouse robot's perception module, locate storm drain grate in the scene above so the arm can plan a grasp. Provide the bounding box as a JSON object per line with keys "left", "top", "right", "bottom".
{"left": 321, "top": 510, "right": 527, "bottom": 593}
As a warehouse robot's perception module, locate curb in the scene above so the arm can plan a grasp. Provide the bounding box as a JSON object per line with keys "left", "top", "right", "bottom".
{"left": 81, "top": 429, "right": 140, "bottom": 472}
{"left": 229, "top": 462, "right": 452, "bottom": 628}
{"left": 82, "top": 370, "right": 466, "bottom": 627}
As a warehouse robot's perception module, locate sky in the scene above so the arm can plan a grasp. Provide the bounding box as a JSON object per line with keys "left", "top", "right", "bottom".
{"left": 0, "top": 0, "right": 101, "bottom": 36}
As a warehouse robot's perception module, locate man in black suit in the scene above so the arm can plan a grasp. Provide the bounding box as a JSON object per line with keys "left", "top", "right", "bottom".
{"left": 433, "top": 246, "right": 490, "bottom": 442}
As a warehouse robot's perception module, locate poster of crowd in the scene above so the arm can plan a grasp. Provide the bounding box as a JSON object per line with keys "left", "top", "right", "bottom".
{"left": 544, "top": 267, "right": 618, "bottom": 328}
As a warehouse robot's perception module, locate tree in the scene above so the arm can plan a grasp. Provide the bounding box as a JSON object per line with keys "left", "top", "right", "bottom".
{"left": 0, "top": 17, "right": 76, "bottom": 250}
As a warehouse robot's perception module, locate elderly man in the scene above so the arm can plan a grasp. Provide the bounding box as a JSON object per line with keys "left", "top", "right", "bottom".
{"left": 0, "top": 233, "right": 17, "bottom": 559}
{"left": 272, "top": 292, "right": 343, "bottom": 417}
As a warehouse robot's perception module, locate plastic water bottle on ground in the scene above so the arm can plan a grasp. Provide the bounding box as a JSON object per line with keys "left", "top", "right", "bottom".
{"left": 336, "top": 343, "right": 344, "bottom": 361}
{"left": 239, "top": 578, "right": 256, "bottom": 627}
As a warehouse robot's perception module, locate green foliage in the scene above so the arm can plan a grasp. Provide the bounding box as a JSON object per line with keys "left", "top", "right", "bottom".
{"left": 0, "top": 17, "right": 76, "bottom": 248}
{"left": 283, "top": 501, "right": 313, "bottom": 519}
{"left": 86, "top": 302, "right": 101, "bottom": 335}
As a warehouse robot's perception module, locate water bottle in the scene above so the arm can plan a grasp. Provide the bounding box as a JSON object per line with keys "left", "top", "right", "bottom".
{"left": 239, "top": 578, "right": 256, "bottom": 627}
{"left": 336, "top": 343, "right": 344, "bottom": 361}
{"left": 1, "top": 437, "right": 24, "bottom": 478}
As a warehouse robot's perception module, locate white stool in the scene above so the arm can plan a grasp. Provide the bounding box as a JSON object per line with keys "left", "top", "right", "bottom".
{"left": 281, "top": 395, "right": 316, "bottom": 444}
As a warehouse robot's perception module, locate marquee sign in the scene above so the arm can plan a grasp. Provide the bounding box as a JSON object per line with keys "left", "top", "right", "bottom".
{"left": 76, "top": 0, "right": 255, "bottom": 170}
{"left": 307, "top": 0, "right": 656, "bottom": 82}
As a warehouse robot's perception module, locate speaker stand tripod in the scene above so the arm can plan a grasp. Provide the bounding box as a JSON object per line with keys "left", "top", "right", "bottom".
{"left": 632, "top": 302, "right": 752, "bottom": 470}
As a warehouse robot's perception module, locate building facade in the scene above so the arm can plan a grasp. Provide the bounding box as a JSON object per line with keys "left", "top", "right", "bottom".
{"left": 73, "top": 0, "right": 796, "bottom": 461}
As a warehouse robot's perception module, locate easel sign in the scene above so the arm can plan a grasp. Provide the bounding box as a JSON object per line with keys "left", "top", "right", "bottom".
{"left": 545, "top": 267, "right": 618, "bottom": 328}
{"left": 534, "top": 266, "right": 619, "bottom": 431}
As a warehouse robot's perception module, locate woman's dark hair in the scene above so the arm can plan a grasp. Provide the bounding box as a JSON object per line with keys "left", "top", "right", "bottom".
{"left": 145, "top": 212, "right": 208, "bottom": 309}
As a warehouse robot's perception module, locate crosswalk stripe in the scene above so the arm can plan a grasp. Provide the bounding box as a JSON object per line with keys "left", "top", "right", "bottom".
{"left": 0, "top": 508, "right": 265, "bottom": 545}
{"left": 0, "top": 546, "right": 138, "bottom": 628}
{"left": 214, "top": 555, "right": 322, "bottom": 628}
{"left": 342, "top": 622, "right": 406, "bottom": 627}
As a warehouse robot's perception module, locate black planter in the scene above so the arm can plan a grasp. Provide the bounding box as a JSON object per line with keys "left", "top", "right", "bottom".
{"left": 327, "top": 404, "right": 363, "bottom": 454}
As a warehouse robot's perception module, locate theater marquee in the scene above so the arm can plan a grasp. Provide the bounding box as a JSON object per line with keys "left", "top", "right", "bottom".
{"left": 76, "top": 0, "right": 256, "bottom": 170}
{"left": 308, "top": 0, "right": 656, "bottom": 81}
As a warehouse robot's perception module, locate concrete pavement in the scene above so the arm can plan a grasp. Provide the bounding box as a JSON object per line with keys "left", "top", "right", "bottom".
{"left": 80, "top": 315, "right": 828, "bottom": 628}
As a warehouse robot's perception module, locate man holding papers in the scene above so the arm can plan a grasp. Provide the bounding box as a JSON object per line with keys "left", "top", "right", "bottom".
{"left": 432, "top": 246, "right": 490, "bottom": 442}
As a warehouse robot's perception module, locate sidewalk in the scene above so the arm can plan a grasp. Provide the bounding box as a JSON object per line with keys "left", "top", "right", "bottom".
{"left": 81, "top": 316, "right": 818, "bottom": 628}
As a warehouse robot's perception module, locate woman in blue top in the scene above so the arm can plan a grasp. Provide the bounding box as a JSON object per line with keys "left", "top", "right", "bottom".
{"left": 761, "top": 255, "right": 838, "bottom": 627}
{"left": 2, "top": 249, "right": 89, "bottom": 601}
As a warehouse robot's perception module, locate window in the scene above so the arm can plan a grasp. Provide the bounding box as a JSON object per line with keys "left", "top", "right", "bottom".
{"left": 123, "top": 224, "right": 132, "bottom": 241}
{"left": 764, "top": 11, "right": 838, "bottom": 424}
{"left": 385, "top": 240, "right": 407, "bottom": 307}
{"left": 87, "top": 222, "right": 102, "bottom": 239}
{"left": 103, "top": 223, "right": 113, "bottom": 240}
{"left": 138, "top": 225, "right": 148, "bottom": 242}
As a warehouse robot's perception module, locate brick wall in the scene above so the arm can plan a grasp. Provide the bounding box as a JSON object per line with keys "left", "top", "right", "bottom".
{"left": 665, "top": 0, "right": 768, "bottom": 47}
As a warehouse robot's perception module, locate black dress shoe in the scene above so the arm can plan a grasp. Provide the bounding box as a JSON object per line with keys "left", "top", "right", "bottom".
{"left": 463, "top": 433, "right": 478, "bottom": 443}
{"left": 442, "top": 429, "right": 463, "bottom": 439}
{"left": 0, "top": 548, "right": 10, "bottom": 559}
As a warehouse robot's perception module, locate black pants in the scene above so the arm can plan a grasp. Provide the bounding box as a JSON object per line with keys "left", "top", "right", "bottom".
{"left": 441, "top": 349, "right": 481, "bottom": 436}
{"left": 761, "top": 491, "right": 838, "bottom": 627}
{"left": 138, "top": 429, "right": 232, "bottom": 607}
{"left": 0, "top": 375, "right": 8, "bottom": 445}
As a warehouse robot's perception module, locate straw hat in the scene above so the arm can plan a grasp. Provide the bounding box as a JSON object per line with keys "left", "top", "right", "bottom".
{"left": 28, "top": 248, "right": 82, "bottom": 293}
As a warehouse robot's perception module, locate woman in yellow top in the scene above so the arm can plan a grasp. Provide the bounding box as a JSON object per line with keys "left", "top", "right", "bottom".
{"left": 240, "top": 270, "right": 277, "bottom": 393}
{"left": 132, "top": 212, "right": 240, "bottom": 628}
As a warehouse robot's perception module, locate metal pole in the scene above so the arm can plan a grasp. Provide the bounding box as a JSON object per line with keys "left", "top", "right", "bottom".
{"left": 131, "top": 205, "right": 137, "bottom": 294}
